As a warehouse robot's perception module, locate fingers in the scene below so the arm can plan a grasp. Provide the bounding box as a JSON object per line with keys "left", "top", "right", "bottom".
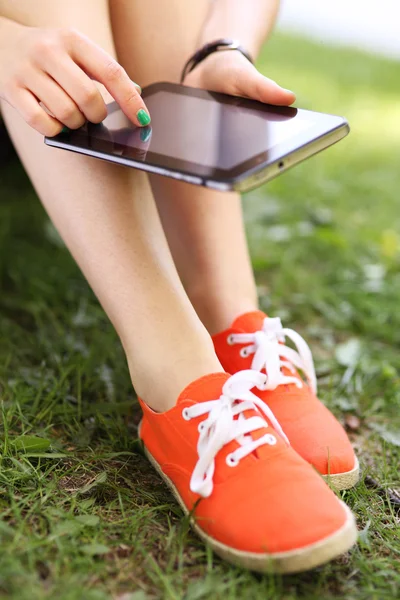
{"left": 240, "top": 65, "right": 296, "bottom": 106}
{"left": 67, "top": 30, "right": 151, "bottom": 126}
{"left": 1, "top": 27, "right": 147, "bottom": 135}
{"left": 44, "top": 56, "right": 108, "bottom": 124}
{"left": 12, "top": 87, "right": 63, "bottom": 137}
{"left": 24, "top": 69, "right": 85, "bottom": 129}
{"left": 187, "top": 51, "right": 296, "bottom": 107}
{"left": 255, "top": 74, "right": 296, "bottom": 106}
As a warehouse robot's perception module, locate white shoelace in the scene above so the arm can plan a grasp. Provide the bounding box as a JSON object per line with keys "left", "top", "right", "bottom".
{"left": 183, "top": 370, "right": 288, "bottom": 498}
{"left": 228, "top": 317, "right": 317, "bottom": 394}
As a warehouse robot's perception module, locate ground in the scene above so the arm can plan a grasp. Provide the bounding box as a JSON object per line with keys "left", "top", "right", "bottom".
{"left": 0, "top": 33, "right": 399, "bottom": 600}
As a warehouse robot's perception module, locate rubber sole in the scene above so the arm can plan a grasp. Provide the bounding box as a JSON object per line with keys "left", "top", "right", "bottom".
{"left": 322, "top": 457, "right": 360, "bottom": 491}
{"left": 139, "top": 426, "right": 358, "bottom": 574}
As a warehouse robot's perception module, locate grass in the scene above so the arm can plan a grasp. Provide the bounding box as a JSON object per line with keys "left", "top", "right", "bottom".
{"left": 1, "top": 32, "right": 400, "bottom": 600}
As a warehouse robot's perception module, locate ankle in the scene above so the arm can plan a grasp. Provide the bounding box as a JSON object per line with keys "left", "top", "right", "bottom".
{"left": 187, "top": 286, "right": 259, "bottom": 335}
{"left": 126, "top": 332, "right": 223, "bottom": 412}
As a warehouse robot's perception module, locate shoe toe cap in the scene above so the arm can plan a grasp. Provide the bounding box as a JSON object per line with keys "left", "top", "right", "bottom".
{"left": 196, "top": 453, "right": 351, "bottom": 555}
{"left": 269, "top": 394, "right": 357, "bottom": 477}
{"left": 295, "top": 407, "right": 356, "bottom": 476}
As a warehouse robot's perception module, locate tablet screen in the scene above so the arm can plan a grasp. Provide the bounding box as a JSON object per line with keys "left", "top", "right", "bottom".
{"left": 46, "top": 82, "right": 348, "bottom": 189}
{"left": 101, "top": 91, "right": 312, "bottom": 170}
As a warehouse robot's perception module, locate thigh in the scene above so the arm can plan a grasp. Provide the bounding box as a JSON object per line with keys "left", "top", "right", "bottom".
{"left": 0, "top": 0, "right": 115, "bottom": 54}
{"left": 109, "top": 0, "right": 212, "bottom": 85}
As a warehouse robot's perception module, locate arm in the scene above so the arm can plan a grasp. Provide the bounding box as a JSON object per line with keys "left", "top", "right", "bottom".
{"left": 199, "top": 0, "right": 281, "bottom": 58}
{"left": 184, "top": 0, "right": 294, "bottom": 106}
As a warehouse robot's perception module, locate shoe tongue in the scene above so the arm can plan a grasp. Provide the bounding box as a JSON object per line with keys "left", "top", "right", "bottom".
{"left": 177, "top": 373, "right": 231, "bottom": 405}
{"left": 177, "top": 371, "right": 278, "bottom": 460}
{"left": 231, "top": 310, "right": 267, "bottom": 333}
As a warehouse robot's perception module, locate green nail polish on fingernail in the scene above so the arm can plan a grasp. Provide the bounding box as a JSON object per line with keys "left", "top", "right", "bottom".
{"left": 137, "top": 109, "right": 151, "bottom": 126}
{"left": 133, "top": 82, "right": 142, "bottom": 94}
{"left": 61, "top": 126, "right": 70, "bottom": 133}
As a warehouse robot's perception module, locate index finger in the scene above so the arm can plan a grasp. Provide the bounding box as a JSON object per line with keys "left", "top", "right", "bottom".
{"left": 69, "top": 31, "right": 151, "bottom": 127}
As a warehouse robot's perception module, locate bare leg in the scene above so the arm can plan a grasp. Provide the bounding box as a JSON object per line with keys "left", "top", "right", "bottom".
{"left": 151, "top": 181, "right": 259, "bottom": 334}
{"left": 110, "top": 0, "right": 259, "bottom": 335}
{"left": 1, "top": 0, "right": 222, "bottom": 411}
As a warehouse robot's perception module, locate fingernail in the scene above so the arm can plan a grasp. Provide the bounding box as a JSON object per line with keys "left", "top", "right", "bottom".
{"left": 137, "top": 109, "right": 151, "bottom": 126}
{"left": 61, "top": 126, "right": 70, "bottom": 133}
{"left": 140, "top": 126, "right": 152, "bottom": 142}
{"left": 283, "top": 88, "right": 295, "bottom": 95}
{"left": 133, "top": 82, "right": 142, "bottom": 94}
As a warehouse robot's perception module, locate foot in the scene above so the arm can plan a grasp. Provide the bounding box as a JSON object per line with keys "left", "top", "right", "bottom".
{"left": 213, "top": 312, "right": 359, "bottom": 490}
{"left": 139, "top": 370, "right": 357, "bottom": 573}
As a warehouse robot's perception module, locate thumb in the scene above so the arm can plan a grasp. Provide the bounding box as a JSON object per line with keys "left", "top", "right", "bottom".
{"left": 238, "top": 65, "right": 296, "bottom": 106}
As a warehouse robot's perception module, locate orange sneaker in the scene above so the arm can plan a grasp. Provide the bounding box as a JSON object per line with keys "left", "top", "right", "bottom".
{"left": 139, "top": 370, "right": 357, "bottom": 573}
{"left": 213, "top": 312, "right": 359, "bottom": 490}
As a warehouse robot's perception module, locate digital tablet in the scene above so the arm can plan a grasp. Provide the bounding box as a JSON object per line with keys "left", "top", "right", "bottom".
{"left": 44, "top": 82, "right": 350, "bottom": 193}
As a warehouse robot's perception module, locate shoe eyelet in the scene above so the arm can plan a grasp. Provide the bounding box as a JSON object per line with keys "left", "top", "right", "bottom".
{"left": 182, "top": 408, "right": 191, "bottom": 421}
{"left": 240, "top": 347, "right": 249, "bottom": 358}
{"left": 198, "top": 421, "right": 206, "bottom": 433}
{"left": 258, "top": 376, "right": 268, "bottom": 391}
{"left": 227, "top": 334, "right": 235, "bottom": 345}
{"left": 265, "top": 434, "right": 277, "bottom": 446}
{"left": 226, "top": 454, "right": 239, "bottom": 467}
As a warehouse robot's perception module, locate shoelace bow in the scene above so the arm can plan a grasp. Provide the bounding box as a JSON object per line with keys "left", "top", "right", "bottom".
{"left": 183, "top": 370, "right": 288, "bottom": 498}
{"left": 229, "top": 317, "right": 317, "bottom": 393}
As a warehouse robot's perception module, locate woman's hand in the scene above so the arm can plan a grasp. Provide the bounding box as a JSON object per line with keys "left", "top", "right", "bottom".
{"left": 0, "top": 24, "right": 151, "bottom": 136}
{"left": 184, "top": 50, "right": 295, "bottom": 106}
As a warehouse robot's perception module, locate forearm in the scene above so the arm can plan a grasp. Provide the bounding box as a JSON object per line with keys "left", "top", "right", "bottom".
{"left": 199, "top": 0, "right": 280, "bottom": 58}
